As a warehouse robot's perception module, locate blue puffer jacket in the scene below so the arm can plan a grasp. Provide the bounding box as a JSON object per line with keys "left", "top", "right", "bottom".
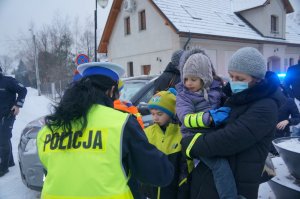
{"left": 176, "top": 80, "right": 223, "bottom": 135}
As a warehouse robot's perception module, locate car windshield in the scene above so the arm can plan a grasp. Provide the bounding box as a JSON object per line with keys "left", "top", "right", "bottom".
{"left": 119, "top": 81, "right": 147, "bottom": 101}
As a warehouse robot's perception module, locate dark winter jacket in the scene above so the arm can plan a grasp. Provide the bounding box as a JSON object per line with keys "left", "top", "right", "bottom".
{"left": 186, "top": 80, "right": 285, "bottom": 199}
{"left": 0, "top": 74, "right": 27, "bottom": 117}
{"left": 284, "top": 61, "right": 300, "bottom": 99}
{"left": 276, "top": 98, "right": 300, "bottom": 137}
{"left": 176, "top": 80, "right": 223, "bottom": 135}
{"left": 153, "top": 62, "right": 181, "bottom": 93}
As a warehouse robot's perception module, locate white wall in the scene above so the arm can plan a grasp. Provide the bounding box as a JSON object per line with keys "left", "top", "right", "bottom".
{"left": 107, "top": 0, "right": 180, "bottom": 76}
{"left": 180, "top": 38, "right": 260, "bottom": 77}
{"left": 179, "top": 37, "right": 300, "bottom": 77}
{"left": 106, "top": 0, "right": 299, "bottom": 77}
{"left": 240, "top": 0, "right": 286, "bottom": 38}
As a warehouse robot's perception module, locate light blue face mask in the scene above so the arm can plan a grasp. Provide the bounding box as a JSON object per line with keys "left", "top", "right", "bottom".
{"left": 230, "top": 81, "right": 248, "bottom": 94}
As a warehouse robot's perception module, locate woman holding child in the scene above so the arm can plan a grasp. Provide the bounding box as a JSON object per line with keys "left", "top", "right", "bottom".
{"left": 180, "top": 47, "right": 285, "bottom": 199}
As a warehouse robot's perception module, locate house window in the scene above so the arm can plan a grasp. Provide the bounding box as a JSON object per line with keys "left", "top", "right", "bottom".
{"left": 271, "top": 15, "right": 278, "bottom": 33}
{"left": 124, "top": 17, "right": 131, "bottom": 35}
{"left": 284, "top": 58, "right": 289, "bottom": 71}
{"left": 139, "top": 10, "right": 146, "bottom": 30}
{"left": 289, "top": 58, "right": 294, "bottom": 66}
{"left": 127, "top": 62, "right": 134, "bottom": 77}
{"left": 142, "top": 65, "right": 151, "bottom": 75}
{"left": 284, "top": 58, "right": 288, "bottom": 67}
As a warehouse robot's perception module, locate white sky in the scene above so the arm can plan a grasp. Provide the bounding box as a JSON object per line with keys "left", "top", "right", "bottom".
{"left": 0, "top": 0, "right": 112, "bottom": 56}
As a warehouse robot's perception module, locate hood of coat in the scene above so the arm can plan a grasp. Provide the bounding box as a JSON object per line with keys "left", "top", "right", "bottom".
{"left": 164, "top": 62, "right": 180, "bottom": 75}
{"left": 224, "top": 80, "right": 286, "bottom": 107}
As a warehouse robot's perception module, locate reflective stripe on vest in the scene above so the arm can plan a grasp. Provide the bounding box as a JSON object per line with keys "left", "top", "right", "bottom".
{"left": 37, "top": 105, "right": 133, "bottom": 199}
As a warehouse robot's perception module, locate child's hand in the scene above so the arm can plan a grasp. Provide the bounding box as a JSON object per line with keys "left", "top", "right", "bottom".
{"left": 209, "top": 107, "right": 231, "bottom": 126}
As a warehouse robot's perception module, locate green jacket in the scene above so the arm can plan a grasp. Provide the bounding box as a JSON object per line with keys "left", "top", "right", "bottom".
{"left": 143, "top": 123, "right": 191, "bottom": 199}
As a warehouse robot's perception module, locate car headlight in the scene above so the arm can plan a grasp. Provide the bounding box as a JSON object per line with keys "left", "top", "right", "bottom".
{"left": 24, "top": 138, "right": 37, "bottom": 154}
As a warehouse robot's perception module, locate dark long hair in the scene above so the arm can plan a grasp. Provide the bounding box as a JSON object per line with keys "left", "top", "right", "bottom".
{"left": 45, "top": 75, "right": 118, "bottom": 134}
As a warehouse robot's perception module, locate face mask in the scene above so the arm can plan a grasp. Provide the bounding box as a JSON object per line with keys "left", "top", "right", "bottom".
{"left": 230, "top": 81, "right": 248, "bottom": 94}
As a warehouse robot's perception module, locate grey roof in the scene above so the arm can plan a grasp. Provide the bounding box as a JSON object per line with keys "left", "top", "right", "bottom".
{"left": 152, "top": 0, "right": 300, "bottom": 45}
{"left": 232, "top": 0, "right": 268, "bottom": 13}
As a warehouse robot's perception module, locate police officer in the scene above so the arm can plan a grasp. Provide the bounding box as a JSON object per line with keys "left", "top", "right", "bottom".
{"left": 0, "top": 67, "right": 27, "bottom": 177}
{"left": 37, "top": 62, "right": 174, "bottom": 199}
{"left": 284, "top": 58, "right": 300, "bottom": 98}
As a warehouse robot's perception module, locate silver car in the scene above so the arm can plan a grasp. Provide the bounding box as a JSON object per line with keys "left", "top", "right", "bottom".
{"left": 18, "top": 116, "right": 45, "bottom": 191}
{"left": 18, "top": 75, "right": 158, "bottom": 190}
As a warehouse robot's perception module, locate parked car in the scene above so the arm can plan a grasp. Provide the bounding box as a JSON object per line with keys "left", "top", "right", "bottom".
{"left": 120, "top": 75, "right": 158, "bottom": 101}
{"left": 18, "top": 75, "right": 158, "bottom": 191}
{"left": 18, "top": 116, "right": 45, "bottom": 191}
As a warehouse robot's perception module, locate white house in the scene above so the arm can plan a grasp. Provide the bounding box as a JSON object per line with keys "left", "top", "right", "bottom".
{"left": 99, "top": 0, "right": 300, "bottom": 77}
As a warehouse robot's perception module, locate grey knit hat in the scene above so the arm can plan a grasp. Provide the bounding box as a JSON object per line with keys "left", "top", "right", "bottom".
{"left": 182, "top": 53, "right": 213, "bottom": 89}
{"left": 171, "top": 49, "right": 184, "bottom": 66}
{"left": 228, "top": 47, "right": 266, "bottom": 79}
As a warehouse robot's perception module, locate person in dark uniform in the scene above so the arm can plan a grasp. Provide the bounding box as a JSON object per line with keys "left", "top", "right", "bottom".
{"left": 0, "top": 67, "right": 27, "bottom": 177}
{"left": 37, "top": 62, "right": 174, "bottom": 199}
{"left": 284, "top": 58, "right": 300, "bottom": 98}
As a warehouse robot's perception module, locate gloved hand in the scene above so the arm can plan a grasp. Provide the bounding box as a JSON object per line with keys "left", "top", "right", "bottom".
{"left": 209, "top": 107, "right": 231, "bottom": 127}
{"left": 181, "top": 133, "right": 202, "bottom": 159}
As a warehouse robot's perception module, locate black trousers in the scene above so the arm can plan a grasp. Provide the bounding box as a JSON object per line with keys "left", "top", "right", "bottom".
{"left": 0, "top": 115, "right": 15, "bottom": 172}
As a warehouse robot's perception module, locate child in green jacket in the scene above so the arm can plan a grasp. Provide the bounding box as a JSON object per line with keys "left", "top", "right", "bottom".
{"left": 142, "top": 88, "right": 191, "bottom": 199}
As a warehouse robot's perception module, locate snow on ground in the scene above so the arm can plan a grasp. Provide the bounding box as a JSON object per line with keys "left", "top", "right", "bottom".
{"left": 0, "top": 87, "right": 276, "bottom": 198}
{"left": 0, "top": 88, "right": 52, "bottom": 199}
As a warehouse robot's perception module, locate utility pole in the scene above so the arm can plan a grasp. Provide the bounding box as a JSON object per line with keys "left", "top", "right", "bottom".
{"left": 29, "top": 29, "right": 41, "bottom": 96}
{"left": 94, "top": 0, "right": 97, "bottom": 62}
{"left": 95, "top": 0, "right": 109, "bottom": 62}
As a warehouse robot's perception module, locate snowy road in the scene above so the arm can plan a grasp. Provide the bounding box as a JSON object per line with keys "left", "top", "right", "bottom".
{"left": 0, "top": 88, "right": 276, "bottom": 199}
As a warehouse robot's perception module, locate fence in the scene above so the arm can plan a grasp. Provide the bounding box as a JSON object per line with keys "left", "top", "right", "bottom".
{"left": 40, "top": 79, "right": 71, "bottom": 102}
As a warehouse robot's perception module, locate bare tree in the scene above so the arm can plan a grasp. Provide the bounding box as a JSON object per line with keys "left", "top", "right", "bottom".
{"left": 73, "top": 16, "right": 81, "bottom": 55}
{"left": 0, "top": 55, "right": 13, "bottom": 74}
{"left": 79, "top": 30, "right": 93, "bottom": 59}
{"left": 13, "top": 12, "right": 103, "bottom": 97}
{"left": 78, "top": 17, "right": 95, "bottom": 60}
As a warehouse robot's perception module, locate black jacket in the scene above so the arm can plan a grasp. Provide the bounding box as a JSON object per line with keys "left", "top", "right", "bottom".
{"left": 284, "top": 62, "right": 300, "bottom": 99}
{"left": 153, "top": 62, "right": 180, "bottom": 93}
{"left": 187, "top": 80, "right": 285, "bottom": 199}
{"left": 277, "top": 98, "right": 300, "bottom": 136}
{"left": 0, "top": 74, "right": 27, "bottom": 116}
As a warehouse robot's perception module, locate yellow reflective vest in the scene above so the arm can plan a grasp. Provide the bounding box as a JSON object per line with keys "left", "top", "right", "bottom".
{"left": 144, "top": 123, "right": 194, "bottom": 199}
{"left": 37, "top": 105, "right": 134, "bottom": 199}
{"left": 144, "top": 123, "right": 182, "bottom": 155}
{"left": 144, "top": 123, "right": 182, "bottom": 199}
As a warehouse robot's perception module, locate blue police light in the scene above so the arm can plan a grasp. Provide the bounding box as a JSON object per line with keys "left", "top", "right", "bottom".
{"left": 277, "top": 73, "right": 286, "bottom": 78}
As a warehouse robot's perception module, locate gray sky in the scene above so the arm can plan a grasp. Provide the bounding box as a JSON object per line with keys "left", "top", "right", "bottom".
{"left": 0, "top": 0, "right": 112, "bottom": 56}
